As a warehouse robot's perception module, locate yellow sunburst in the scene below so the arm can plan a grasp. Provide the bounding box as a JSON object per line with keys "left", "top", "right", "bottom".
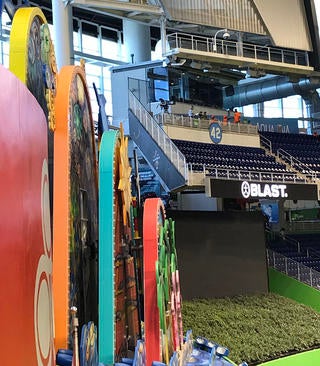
{"left": 118, "top": 123, "right": 132, "bottom": 226}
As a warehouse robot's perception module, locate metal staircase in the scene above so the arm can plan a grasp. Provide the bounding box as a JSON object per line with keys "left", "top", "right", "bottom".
{"left": 128, "top": 90, "right": 188, "bottom": 192}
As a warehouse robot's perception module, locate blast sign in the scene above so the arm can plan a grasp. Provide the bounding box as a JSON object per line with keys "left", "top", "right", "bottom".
{"left": 241, "top": 181, "right": 288, "bottom": 199}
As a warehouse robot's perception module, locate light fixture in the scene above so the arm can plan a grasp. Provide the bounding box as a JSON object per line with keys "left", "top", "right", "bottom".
{"left": 202, "top": 62, "right": 212, "bottom": 72}
{"left": 213, "top": 28, "right": 230, "bottom": 52}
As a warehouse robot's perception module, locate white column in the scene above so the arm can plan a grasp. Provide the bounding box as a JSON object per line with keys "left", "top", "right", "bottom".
{"left": 160, "top": 15, "right": 167, "bottom": 56}
{"left": 52, "top": 0, "right": 74, "bottom": 69}
{"left": 236, "top": 31, "right": 243, "bottom": 57}
{"left": 122, "top": 19, "right": 151, "bottom": 63}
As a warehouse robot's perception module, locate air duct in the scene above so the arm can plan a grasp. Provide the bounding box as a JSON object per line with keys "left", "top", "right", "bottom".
{"left": 223, "top": 75, "right": 320, "bottom": 109}
{"left": 300, "top": 90, "right": 320, "bottom": 117}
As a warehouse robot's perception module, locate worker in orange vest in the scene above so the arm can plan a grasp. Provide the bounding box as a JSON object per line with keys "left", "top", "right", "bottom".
{"left": 222, "top": 115, "right": 228, "bottom": 125}
{"left": 233, "top": 109, "right": 241, "bottom": 123}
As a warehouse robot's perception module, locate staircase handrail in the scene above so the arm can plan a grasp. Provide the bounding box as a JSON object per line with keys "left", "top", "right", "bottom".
{"left": 129, "top": 90, "right": 189, "bottom": 183}
{"left": 283, "top": 234, "right": 301, "bottom": 253}
{"left": 260, "top": 134, "right": 273, "bottom": 152}
{"left": 277, "top": 148, "right": 318, "bottom": 182}
{"left": 306, "top": 247, "right": 320, "bottom": 260}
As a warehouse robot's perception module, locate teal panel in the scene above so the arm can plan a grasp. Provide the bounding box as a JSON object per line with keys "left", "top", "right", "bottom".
{"left": 98, "top": 130, "right": 119, "bottom": 365}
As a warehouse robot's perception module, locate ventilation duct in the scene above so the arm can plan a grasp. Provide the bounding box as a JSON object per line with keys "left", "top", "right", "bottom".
{"left": 300, "top": 90, "right": 320, "bottom": 117}
{"left": 223, "top": 76, "right": 320, "bottom": 109}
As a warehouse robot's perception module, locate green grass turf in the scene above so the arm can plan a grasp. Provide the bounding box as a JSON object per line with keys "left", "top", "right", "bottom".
{"left": 182, "top": 293, "right": 320, "bottom": 364}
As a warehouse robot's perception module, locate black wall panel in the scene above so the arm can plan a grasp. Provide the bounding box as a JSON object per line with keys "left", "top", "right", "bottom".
{"left": 168, "top": 210, "right": 269, "bottom": 299}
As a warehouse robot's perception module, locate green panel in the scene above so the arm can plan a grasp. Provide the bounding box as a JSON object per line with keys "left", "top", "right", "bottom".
{"left": 98, "top": 130, "right": 119, "bottom": 365}
{"left": 268, "top": 268, "right": 320, "bottom": 313}
{"left": 258, "top": 349, "right": 320, "bottom": 366}
{"left": 291, "top": 208, "right": 319, "bottom": 221}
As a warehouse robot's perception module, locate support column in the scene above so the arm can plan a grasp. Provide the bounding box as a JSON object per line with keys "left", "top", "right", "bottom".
{"left": 123, "top": 19, "right": 151, "bottom": 63}
{"left": 160, "top": 15, "right": 167, "bottom": 57}
{"left": 52, "top": 0, "right": 74, "bottom": 69}
{"left": 236, "top": 31, "right": 243, "bottom": 57}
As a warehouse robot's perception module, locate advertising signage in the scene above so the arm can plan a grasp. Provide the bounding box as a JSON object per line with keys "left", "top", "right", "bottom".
{"left": 206, "top": 179, "right": 318, "bottom": 200}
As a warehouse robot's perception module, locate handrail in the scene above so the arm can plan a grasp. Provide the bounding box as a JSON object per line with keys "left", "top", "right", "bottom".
{"left": 285, "top": 221, "right": 320, "bottom": 233}
{"left": 167, "top": 32, "right": 310, "bottom": 68}
{"left": 260, "top": 134, "right": 272, "bottom": 152}
{"left": 128, "top": 91, "right": 189, "bottom": 182}
{"left": 306, "top": 247, "right": 320, "bottom": 260}
{"left": 283, "top": 235, "right": 301, "bottom": 253}
{"left": 260, "top": 135, "right": 318, "bottom": 183}
{"left": 267, "top": 249, "right": 320, "bottom": 289}
{"left": 277, "top": 148, "right": 318, "bottom": 182}
{"left": 157, "top": 113, "right": 258, "bottom": 135}
{"left": 188, "top": 163, "right": 308, "bottom": 184}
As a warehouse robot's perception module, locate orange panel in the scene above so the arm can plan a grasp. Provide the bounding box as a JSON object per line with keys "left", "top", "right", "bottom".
{"left": 53, "top": 64, "right": 98, "bottom": 350}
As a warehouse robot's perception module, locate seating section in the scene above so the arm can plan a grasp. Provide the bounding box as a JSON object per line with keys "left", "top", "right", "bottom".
{"left": 260, "top": 131, "right": 320, "bottom": 176}
{"left": 289, "top": 233, "right": 320, "bottom": 257}
{"left": 172, "top": 139, "right": 301, "bottom": 182}
{"left": 269, "top": 234, "right": 320, "bottom": 272}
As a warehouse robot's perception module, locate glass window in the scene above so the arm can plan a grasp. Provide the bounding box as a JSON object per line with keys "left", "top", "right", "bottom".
{"left": 103, "top": 67, "right": 112, "bottom": 118}
{"left": 102, "top": 38, "right": 121, "bottom": 61}
{"left": 154, "top": 79, "right": 169, "bottom": 101}
{"left": 264, "top": 99, "right": 282, "bottom": 118}
{"left": 73, "top": 30, "right": 80, "bottom": 52}
{"left": 82, "top": 33, "right": 99, "bottom": 56}
{"left": 282, "top": 95, "right": 303, "bottom": 118}
{"left": 242, "top": 104, "right": 255, "bottom": 117}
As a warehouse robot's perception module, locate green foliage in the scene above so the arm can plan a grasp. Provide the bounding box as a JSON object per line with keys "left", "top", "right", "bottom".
{"left": 182, "top": 293, "right": 320, "bottom": 364}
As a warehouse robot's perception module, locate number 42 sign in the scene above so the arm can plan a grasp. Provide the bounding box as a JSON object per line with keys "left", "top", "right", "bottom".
{"left": 209, "top": 122, "right": 222, "bottom": 144}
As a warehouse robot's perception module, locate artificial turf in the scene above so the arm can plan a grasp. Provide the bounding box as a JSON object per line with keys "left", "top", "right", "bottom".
{"left": 182, "top": 293, "right": 320, "bottom": 364}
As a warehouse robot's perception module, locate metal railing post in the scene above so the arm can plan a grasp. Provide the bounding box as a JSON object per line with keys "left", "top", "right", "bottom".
{"left": 285, "top": 257, "right": 288, "bottom": 274}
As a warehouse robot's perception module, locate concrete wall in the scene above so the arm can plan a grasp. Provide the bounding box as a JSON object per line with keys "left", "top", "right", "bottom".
{"left": 163, "top": 124, "right": 261, "bottom": 147}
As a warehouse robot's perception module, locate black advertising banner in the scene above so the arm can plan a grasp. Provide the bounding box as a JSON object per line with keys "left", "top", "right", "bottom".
{"left": 207, "top": 178, "right": 318, "bottom": 200}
